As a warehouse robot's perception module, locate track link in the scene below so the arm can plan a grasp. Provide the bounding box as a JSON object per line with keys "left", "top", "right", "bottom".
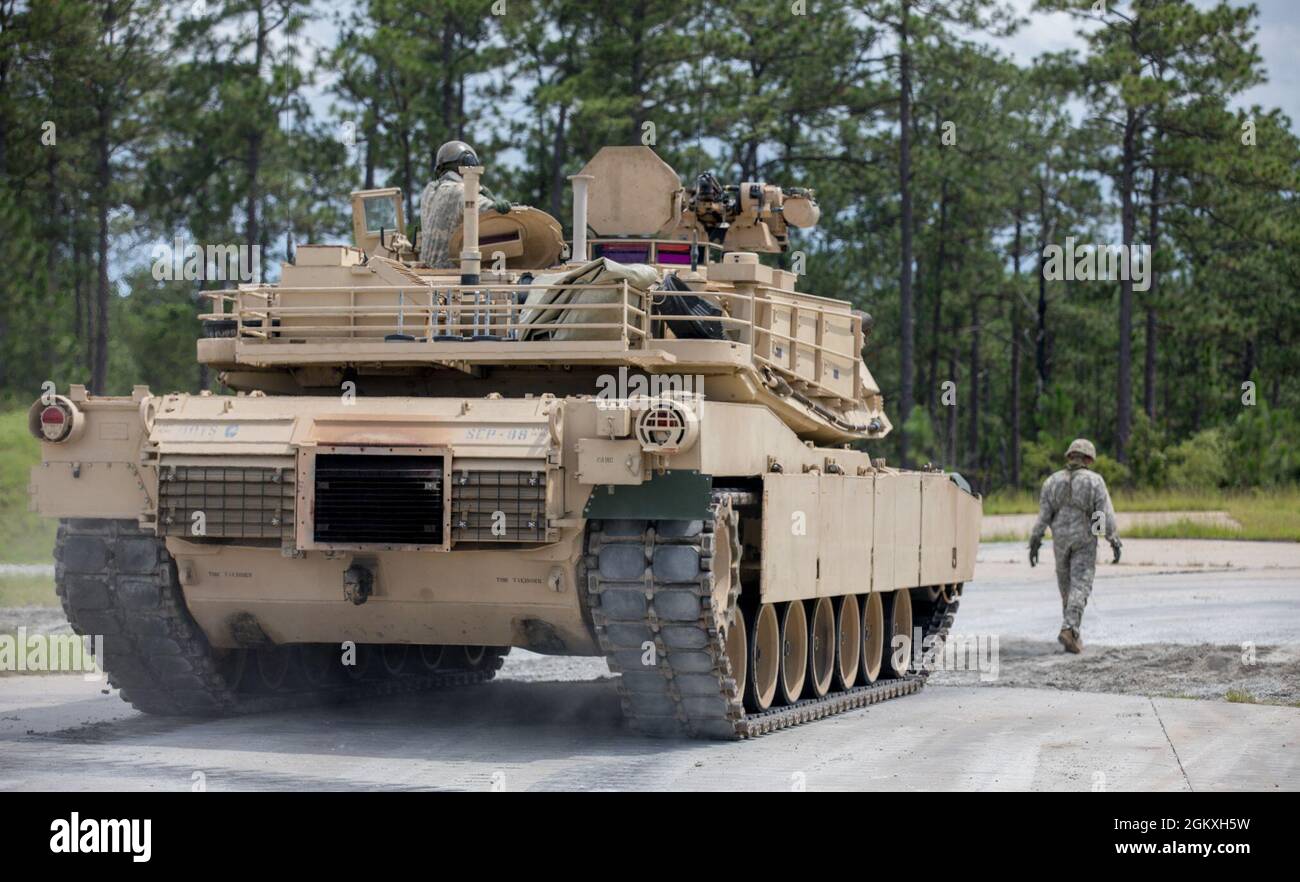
{"left": 585, "top": 496, "right": 960, "bottom": 739}
{"left": 55, "top": 518, "right": 502, "bottom": 716}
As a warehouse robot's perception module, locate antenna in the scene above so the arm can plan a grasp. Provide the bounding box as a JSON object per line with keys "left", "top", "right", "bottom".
{"left": 692, "top": 52, "right": 705, "bottom": 272}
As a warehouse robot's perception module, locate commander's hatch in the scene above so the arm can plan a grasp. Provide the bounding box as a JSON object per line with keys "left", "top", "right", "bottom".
{"left": 449, "top": 206, "right": 566, "bottom": 270}
{"left": 350, "top": 188, "right": 405, "bottom": 257}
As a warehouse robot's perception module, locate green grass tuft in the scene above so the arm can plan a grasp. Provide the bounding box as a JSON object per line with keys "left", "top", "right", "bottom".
{"left": 0, "top": 410, "right": 57, "bottom": 563}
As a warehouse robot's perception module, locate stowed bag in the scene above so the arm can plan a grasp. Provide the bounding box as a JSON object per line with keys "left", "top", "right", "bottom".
{"left": 651, "top": 273, "right": 725, "bottom": 340}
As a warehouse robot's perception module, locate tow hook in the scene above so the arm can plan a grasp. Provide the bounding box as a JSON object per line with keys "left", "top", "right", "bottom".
{"left": 343, "top": 564, "right": 374, "bottom": 605}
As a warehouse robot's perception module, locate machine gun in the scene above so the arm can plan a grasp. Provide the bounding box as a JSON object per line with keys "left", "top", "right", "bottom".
{"left": 683, "top": 172, "right": 821, "bottom": 253}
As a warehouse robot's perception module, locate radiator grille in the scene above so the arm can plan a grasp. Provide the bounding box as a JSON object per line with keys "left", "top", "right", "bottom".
{"left": 450, "top": 469, "right": 547, "bottom": 543}
{"left": 158, "top": 463, "right": 295, "bottom": 540}
{"left": 314, "top": 454, "right": 444, "bottom": 545}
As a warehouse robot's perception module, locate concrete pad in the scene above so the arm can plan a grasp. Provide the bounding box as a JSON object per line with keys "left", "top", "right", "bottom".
{"left": 1151, "top": 697, "right": 1299, "bottom": 791}
{"left": 0, "top": 675, "right": 1295, "bottom": 791}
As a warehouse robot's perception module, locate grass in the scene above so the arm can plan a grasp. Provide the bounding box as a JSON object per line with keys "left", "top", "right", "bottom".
{"left": 0, "top": 574, "right": 58, "bottom": 608}
{"left": 983, "top": 486, "right": 1300, "bottom": 542}
{"left": 1222, "top": 689, "right": 1300, "bottom": 708}
{"left": 983, "top": 531, "right": 1030, "bottom": 543}
{"left": 0, "top": 409, "right": 57, "bottom": 563}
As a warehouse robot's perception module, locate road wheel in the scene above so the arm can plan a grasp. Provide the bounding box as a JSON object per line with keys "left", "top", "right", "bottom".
{"left": 413, "top": 645, "right": 446, "bottom": 672}
{"left": 297, "top": 645, "right": 339, "bottom": 689}
{"left": 860, "top": 592, "right": 884, "bottom": 684}
{"left": 379, "top": 644, "right": 409, "bottom": 678}
{"left": 881, "top": 589, "right": 913, "bottom": 679}
{"left": 342, "top": 643, "right": 373, "bottom": 681}
{"left": 835, "top": 594, "right": 861, "bottom": 691}
{"left": 458, "top": 646, "right": 488, "bottom": 669}
{"left": 746, "top": 603, "right": 780, "bottom": 712}
{"left": 807, "top": 597, "right": 835, "bottom": 698}
{"left": 723, "top": 611, "right": 748, "bottom": 707}
{"left": 777, "top": 600, "right": 807, "bottom": 705}
{"left": 254, "top": 646, "right": 294, "bottom": 692}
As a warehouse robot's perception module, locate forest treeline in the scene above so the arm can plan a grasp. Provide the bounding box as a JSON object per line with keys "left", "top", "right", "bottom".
{"left": 1, "top": 0, "right": 1297, "bottom": 493}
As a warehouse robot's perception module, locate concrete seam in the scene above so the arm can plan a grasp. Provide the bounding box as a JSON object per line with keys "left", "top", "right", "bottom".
{"left": 1149, "top": 696, "right": 1193, "bottom": 792}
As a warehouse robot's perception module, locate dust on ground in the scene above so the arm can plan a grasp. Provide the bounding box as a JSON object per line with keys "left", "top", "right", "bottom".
{"left": 928, "top": 639, "right": 1300, "bottom": 705}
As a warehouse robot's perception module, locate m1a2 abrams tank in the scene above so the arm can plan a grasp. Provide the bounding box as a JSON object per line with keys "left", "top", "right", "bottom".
{"left": 28, "top": 146, "right": 981, "bottom": 738}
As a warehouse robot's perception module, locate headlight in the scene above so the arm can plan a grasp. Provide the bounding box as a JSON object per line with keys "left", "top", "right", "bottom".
{"left": 28, "top": 396, "right": 82, "bottom": 443}
{"left": 633, "top": 396, "right": 700, "bottom": 455}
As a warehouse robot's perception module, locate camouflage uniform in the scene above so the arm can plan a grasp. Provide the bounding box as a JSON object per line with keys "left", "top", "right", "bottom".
{"left": 1030, "top": 465, "right": 1118, "bottom": 633}
{"left": 418, "top": 172, "right": 504, "bottom": 269}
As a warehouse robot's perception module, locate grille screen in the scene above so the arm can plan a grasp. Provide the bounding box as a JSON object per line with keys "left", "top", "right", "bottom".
{"left": 450, "top": 470, "right": 547, "bottom": 543}
{"left": 314, "top": 454, "right": 444, "bottom": 545}
{"left": 158, "top": 463, "right": 295, "bottom": 540}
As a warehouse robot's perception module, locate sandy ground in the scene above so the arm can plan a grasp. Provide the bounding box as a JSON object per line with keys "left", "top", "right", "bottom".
{"left": 981, "top": 510, "right": 1241, "bottom": 539}
{"left": 1, "top": 538, "right": 1296, "bottom": 790}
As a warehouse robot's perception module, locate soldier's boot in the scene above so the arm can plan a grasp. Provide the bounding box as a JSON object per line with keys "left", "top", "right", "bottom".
{"left": 1058, "top": 626, "right": 1082, "bottom": 654}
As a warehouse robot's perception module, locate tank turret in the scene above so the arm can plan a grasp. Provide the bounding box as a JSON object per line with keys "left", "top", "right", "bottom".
{"left": 201, "top": 146, "right": 883, "bottom": 445}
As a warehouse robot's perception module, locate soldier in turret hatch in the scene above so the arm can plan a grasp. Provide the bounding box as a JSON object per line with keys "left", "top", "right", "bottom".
{"left": 418, "top": 140, "right": 513, "bottom": 268}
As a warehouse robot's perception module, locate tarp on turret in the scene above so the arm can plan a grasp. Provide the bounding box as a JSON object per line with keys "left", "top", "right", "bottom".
{"left": 517, "top": 257, "right": 659, "bottom": 341}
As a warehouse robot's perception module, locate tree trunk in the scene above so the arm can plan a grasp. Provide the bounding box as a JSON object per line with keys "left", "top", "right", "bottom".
{"left": 400, "top": 127, "right": 413, "bottom": 225}
{"left": 968, "top": 292, "right": 980, "bottom": 475}
{"left": 1116, "top": 107, "right": 1137, "bottom": 462}
{"left": 1035, "top": 179, "right": 1050, "bottom": 398}
{"left": 548, "top": 104, "right": 568, "bottom": 218}
{"left": 1144, "top": 165, "right": 1160, "bottom": 419}
{"left": 440, "top": 17, "right": 455, "bottom": 134}
{"left": 945, "top": 352, "right": 957, "bottom": 467}
{"left": 1010, "top": 202, "right": 1023, "bottom": 487}
{"left": 74, "top": 230, "right": 89, "bottom": 374}
{"left": 896, "top": 0, "right": 915, "bottom": 467}
{"left": 628, "top": 0, "right": 647, "bottom": 141}
{"left": 43, "top": 147, "right": 58, "bottom": 383}
{"left": 92, "top": 104, "right": 111, "bottom": 394}
{"left": 197, "top": 280, "right": 209, "bottom": 391}
{"left": 926, "top": 181, "right": 949, "bottom": 419}
{"left": 363, "top": 116, "right": 376, "bottom": 190}
{"left": 246, "top": 3, "right": 267, "bottom": 273}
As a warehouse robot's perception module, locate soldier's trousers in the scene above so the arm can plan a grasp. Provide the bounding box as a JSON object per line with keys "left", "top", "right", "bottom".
{"left": 1053, "top": 537, "right": 1097, "bottom": 632}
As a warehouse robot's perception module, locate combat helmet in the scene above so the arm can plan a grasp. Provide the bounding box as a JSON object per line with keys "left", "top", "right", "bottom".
{"left": 435, "top": 140, "right": 479, "bottom": 177}
{"left": 1066, "top": 438, "right": 1097, "bottom": 461}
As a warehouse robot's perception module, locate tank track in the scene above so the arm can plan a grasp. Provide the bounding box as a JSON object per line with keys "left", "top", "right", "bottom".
{"left": 54, "top": 518, "right": 502, "bottom": 716}
{"left": 585, "top": 494, "right": 959, "bottom": 739}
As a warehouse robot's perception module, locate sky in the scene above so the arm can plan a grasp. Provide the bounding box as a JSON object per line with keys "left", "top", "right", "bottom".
{"left": 990, "top": 0, "right": 1299, "bottom": 128}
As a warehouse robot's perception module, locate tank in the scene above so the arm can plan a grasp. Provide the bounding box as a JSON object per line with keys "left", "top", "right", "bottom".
{"left": 27, "top": 147, "right": 982, "bottom": 738}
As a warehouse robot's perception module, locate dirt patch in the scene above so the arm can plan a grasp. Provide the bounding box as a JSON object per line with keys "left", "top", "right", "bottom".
{"left": 929, "top": 639, "right": 1300, "bottom": 705}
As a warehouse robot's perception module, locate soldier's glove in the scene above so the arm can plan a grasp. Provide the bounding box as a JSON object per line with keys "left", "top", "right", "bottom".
{"left": 1029, "top": 537, "right": 1041, "bottom": 568}
{"left": 1110, "top": 538, "right": 1122, "bottom": 564}
{"left": 491, "top": 196, "right": 512, "bottom": 214}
